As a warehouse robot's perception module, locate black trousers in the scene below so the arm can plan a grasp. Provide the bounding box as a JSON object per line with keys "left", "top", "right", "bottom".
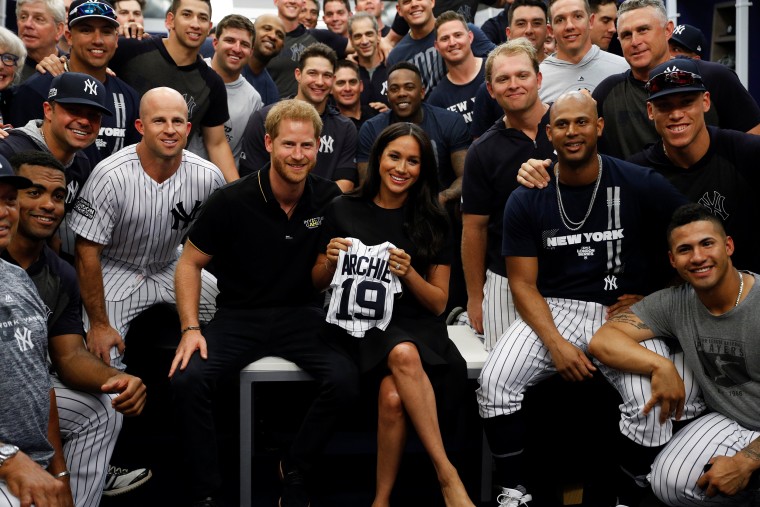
{"left": 171, "top": 306, "right": 359, "bottom": 499}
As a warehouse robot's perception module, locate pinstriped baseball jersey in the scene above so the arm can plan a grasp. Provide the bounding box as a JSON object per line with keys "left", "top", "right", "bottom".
{"left": 326, "top": 239, "right": 402, "bottom": 338}
{"left": 69, "top": 145, "right": 225, "bottom": 301}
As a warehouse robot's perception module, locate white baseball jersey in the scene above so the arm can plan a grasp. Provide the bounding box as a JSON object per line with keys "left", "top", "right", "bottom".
{"left": 326, "top": 238, "right": 402, "bottom": 338}
{"left": 69, "top": 145, "right": 226, "bottom": 301}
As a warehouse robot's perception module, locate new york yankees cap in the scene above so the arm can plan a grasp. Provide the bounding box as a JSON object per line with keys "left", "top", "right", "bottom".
{"left": 68, "top": 0, "right": 119, "bottom": 29}
{"left": 670, "top": 24, "right": 706, "bottom": 58}
{"left": 646, "top": 58, "right": 706, "bottom": 101}
{"left": 0, "top": 154, "right": 32, "bottom": 189}
{"left": 47, "top": 72, "right": 113, "bottom": 116}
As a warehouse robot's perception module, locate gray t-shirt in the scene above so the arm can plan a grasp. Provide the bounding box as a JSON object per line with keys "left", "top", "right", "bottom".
{"left": 188, "top": 59, "right": 263, "bottom": 166}
{"left": 633, "top": 272, "right": 760, "bottom": 431}
{"left": 0, "top": 259, "right": 53, "bottom": 465}
{"left": 539, "top": 45, "right": 629, "bottom": 103}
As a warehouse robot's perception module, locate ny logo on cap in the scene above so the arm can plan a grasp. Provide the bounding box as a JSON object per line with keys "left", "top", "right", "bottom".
{"left": 84, "top": 79, "right": 99, "bottom": 95}
{"left": 664, "top": 66, "right": 681, "bottom": 73}
{"left": 48, "top": 87, "right": 58, "bottom": 99}
{"left": 673, "top": 24, "right": 686, "bottom": 35}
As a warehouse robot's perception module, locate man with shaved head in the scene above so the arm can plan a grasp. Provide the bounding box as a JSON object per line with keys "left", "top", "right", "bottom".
{"left": 476, "top": 91, "right": 703, "bottom": 504}
{"left": 68, "top": 87, "right": 226, "bottom": 372}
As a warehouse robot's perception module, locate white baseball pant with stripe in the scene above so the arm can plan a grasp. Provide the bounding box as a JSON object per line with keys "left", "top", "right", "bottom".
{"left": 482, "top": 270, "right": 518, "bottom": 352}
{"left": 0, "top": 483, "right": 20, "bottom": 507}
{"left": 54, "top": 376, "right": 122, "bottom": 507}
{"left": 83, "top": 262, "right": 218, "bottom": 370}
{"left": 650, "top": 412, "right": 760, "bottom": 507}
{"left": 477, "top": 297, "right": 706, "bottom": 447}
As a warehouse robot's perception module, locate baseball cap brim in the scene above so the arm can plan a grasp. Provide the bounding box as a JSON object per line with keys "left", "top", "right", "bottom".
{"left": 69, "top": 15, "right": 120, "bottom": 28}
{"left": 648, "top": 85, "right": 707, "bottom": 101}
{"left": 51, "top": 97, "right": 113, "bottom": 116}
{"left": 0, "top": 174, "right": 33, "bottom": 189}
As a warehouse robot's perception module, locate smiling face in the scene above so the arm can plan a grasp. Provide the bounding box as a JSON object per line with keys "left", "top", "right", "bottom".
{"left": 648, "top": 90, "right": 710, "bottom": 154}
{"left": 507, "top": 5, "right": 548, "bottom": 54}
{"left": 275, "top": 0, "right": 304, "bottom": 23}
{"left": 16, "top": 164, "right": 66, "bottom": 241}
{"left": 350, "top": 17, "right": 379, "bottom": 60}
{"left": 355, "top": 0, "right": 383, "bottom": 19}
{"left": 434, "top": 19, "right": 473, "bottom": 66}
{"left": 266, "top": 118, "right": 318, "bottom": 186}
{"left": 295, "top": 55, "right": 335, "bottom": 107}
{"left": 546, "top": 92, "right": 603, "bottom": 168}
{"left": 165, "top": 0, "right": 211, "bottom": 50}
{"left": 212, "top": 26, "right": 253, "bottom": 74}
{"left": 589, "top": 2, "right": 617, "bottom": 50}
{"left": 44, "top": 101, "right": 102, "bottom": 152}
{"left": 387, "top": 68, "right": 423, "bottom": 119}
{"left": 135, "top": 89, "right": 191, "bottom": 161}
{"left": 114, "top": 0, "right": 144, "bottom": 25}
{"left": 396, "top": 0, "right": 434, "bottom": 30}
{"left": 298, "top": 0, "right": 319, "bottom": 28}
{"left": 669, "top": 219, "right": 733, "bottom": 292}
{"left": 378, "top": 134, "right": 421, "bottom": 201}
{"left": 253, "top": 15, "right": 286, "bottom": 60}
{"left": 332, "top": 66, "right": 362, "bottom": 108}
{"left": 323, "top": 0, "right": 350, "bottom": 35}
{"left": 67, "top": 18, "right": 118, "bottom": 72}
{"left": 549, "top": 0, "right": 592, "bottom": 60}
{"left": 617, "top": 6, "right": 673, "bottom": 81}
{"left": 17, "top": 0, "right": 63, "bottom": 56}
{"left": 487, "top": 52, "right": 541, "bottom": 115}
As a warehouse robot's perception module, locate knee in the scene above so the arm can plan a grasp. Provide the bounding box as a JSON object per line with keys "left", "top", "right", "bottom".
{"left": 320, "top": 356, "right": 360, "bottom": 405}
{"left": 378, "top": 377, "right": 404, "bottom": 423}
{"left": 387, "top": 342, "right": 422, "bottom": 376}
{"left": 169, "top": 355, "right": 208, "bottom": 397}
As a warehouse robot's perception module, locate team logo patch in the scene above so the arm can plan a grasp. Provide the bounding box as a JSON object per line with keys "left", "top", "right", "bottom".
{"left": 84, "top": 78, "right": 99, "bottom": 95}
{"left": 603, "top": 275, "right": 618, "bottom": 291}
{"left": 73, "top": 197, "right": 96, "bottom": 219}
{"left": 303, "top": 216, "right": 324, "bottom": 229}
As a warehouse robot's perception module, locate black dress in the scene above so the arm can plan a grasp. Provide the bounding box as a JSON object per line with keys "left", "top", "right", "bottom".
{"left": 320, "top": 195, "right": 466, "bottom": 412}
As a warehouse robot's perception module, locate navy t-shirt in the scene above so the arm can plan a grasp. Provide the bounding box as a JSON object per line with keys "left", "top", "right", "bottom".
{"left": 503, "top": 156, "right": 688, "bottom": 305}
{"left": 357, "top": 103, "right": 471, "bottom": 190}
{"left": 469, "top": 81, "right": 503, "bottom": 138}
{"left": 481, "top": 10, "right": 508, "bottom": 45}
{"left": 386, "top": 24, "right": 495, "bottom": 98}
{"left": 628, "top": 126, "right": 760, "bottom": 273}
{"left": 242, "top": 66, "right": 280, "bottom": 106}
{"left": 427, "top": 61, "right": 485, "bottom": 125}
{"left": 359, "top": 62, "right": 388, "bottom": 107}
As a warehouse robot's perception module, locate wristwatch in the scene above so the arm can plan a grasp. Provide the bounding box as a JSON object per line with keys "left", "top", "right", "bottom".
{"left": 0, "top": 443, "right": 19, "bottom": 467}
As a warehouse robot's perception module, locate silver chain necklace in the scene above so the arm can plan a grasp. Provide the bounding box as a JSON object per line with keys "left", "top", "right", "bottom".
{"left": 735, "top": 270, "right": 744, "bottom": 307}
{"left": 555, "top": 154, "right": 603, "bottom": 231}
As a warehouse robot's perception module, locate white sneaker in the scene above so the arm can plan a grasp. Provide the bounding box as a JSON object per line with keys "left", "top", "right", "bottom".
{"left": 102, "top": 465, "right": 152, "bottom": 496}
{"left": 497, "top": 485, "right": 532, "bottom": 506}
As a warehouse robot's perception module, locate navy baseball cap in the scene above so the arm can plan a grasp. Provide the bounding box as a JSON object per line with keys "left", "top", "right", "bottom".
{"left": 68, "top": 0, "right": 119, "bottom": 29}
{"left": 646, "top": 58, "right": 707, "bottom": 101}
{"left": 670, "top": 24, "right": 706, "bottom": 58}
{"left": 47, "top": 72, "right": 113, "bottom": 116}
{"left": 0, "top": 154, "right": 31, "bottom": 189}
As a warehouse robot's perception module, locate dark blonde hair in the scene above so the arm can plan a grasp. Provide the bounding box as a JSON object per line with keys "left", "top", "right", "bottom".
{"left": 264, "top": 99, "right": 323, "bottom": 141}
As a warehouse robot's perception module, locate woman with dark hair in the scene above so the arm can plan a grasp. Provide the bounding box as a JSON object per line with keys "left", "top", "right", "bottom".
{"left": 312, "top": 123, "right": 474, "bottom": 507}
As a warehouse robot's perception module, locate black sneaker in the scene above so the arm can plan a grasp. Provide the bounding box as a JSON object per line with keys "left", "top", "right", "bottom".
{"left": 102, "top": 465, "right": 152, "bottom": 496}
{"left": 278, "top": 459, "right": 310, "bottom": 507}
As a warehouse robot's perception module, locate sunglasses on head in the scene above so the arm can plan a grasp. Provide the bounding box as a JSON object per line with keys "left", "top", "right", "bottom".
{"left": 646, "top": 70, "right": 703, "bottom": 95}
{"left": 0, "top": 53, "right": 20, "bottom": 67}
{"left": 69, "top": 1, "right": 115, "bottom": 18}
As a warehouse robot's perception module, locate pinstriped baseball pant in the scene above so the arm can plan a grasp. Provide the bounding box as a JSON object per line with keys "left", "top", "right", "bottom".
{"left": 54, "top": 376, "right": 122, "bottom": 507}
{"left": 482, "top": 270, "right": 518, "bottom": 352}
{"left": 651, "top": 412, "right": 760, "bottom": 506}
{"left": 477, "top": 297, "right": 706, "bottom": 447}
{"left": 83, "top": 263, "right": 218, "bottom": 371}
